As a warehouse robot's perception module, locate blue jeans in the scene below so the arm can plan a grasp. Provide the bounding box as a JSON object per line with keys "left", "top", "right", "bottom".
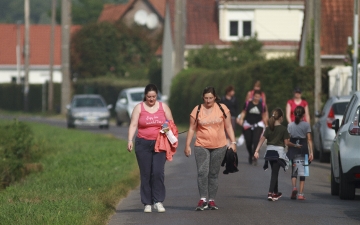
{"left": 135, "top": 137, "right": 166, "bottom": 205}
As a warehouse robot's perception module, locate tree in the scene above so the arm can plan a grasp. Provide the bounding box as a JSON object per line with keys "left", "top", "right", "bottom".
{"left": 71, "top": 21, "right": 162, "bottom": 78}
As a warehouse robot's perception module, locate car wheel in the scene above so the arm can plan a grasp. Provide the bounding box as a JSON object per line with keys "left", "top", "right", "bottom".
{"left": 319, "top": 137, "right": 330, "bottom": 163}
{"left": 116, "top": 114, "right": 123, "bottom": 126}
{"left": 339, "top": 161, "right": 355, "bottom": 200}
{"left": 331, "top": 162, "right": 339, "bottom": 196}
{"left": 67, "top": 122, "right": 75, "bottom": 129}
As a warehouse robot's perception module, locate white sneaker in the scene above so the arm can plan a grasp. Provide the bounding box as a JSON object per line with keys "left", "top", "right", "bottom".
{"left": 144, "top": 205, "right": 152, "bottom": 213}
{"left": 153, "top": 202, "right": 166, "bottom": 213}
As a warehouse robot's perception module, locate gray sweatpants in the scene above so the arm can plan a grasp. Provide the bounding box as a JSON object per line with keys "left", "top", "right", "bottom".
{"left": 194, "top": 146, "right": 227, "bottom": 200}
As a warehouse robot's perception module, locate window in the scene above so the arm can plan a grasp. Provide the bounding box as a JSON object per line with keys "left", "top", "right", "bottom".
{"left": 229, "top": 21, "right": 238, "bottom": 36}
{"left": 11, "top": 76, "right": 17, "bottom": 83}
{"left": 243, "top": 21, "right": 251, "bottom": 36}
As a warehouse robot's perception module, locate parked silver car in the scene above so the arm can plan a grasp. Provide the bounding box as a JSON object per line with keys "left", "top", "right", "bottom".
{"left": 115, "top": 87, "right": 166, "bottom": 125}
{"left": 330, "top": 91, "right": 360, "bottom": 199}
{"left": 313, "top": 96, "right": 351, "bottom": 162}
{"left": 66, "top": 94, "right": 112, "bottom": 129}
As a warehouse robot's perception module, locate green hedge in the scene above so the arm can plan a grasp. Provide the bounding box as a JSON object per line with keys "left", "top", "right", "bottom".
{"left": 170, "top": 58, "right": 318, "bottom": 124}
{"left": 0, "top": 83, "right": 61, "bottom": 112}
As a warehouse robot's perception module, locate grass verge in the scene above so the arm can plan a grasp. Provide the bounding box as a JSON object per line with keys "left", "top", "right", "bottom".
{"left": 0, "top": 120, "right": 139, "bottom": 225}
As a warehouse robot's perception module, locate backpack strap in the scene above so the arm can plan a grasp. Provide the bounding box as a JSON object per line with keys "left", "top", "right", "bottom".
{"left": 245, "top": 101, "right": 250, "bottom": 111}
{"left": 194, "top": 104, "right": 201, "bottom": 124}
{"left": 217, "top": 102, "right": 227, "bottom": 119}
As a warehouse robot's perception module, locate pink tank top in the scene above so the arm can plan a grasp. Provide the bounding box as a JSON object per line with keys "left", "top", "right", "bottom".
{"left": 137, "top": 102, "right": 166, "bottom": 140}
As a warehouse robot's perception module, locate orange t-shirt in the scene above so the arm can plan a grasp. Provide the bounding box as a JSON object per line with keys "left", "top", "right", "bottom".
{"left": 190, "top": 103, "right": 229, "bottom": 149}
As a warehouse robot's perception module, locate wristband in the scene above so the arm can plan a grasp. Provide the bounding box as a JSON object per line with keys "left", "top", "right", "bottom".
{"left": 128, "top": 140, "right": 133, "bottom": 142}
{"left": 231, "top": 142, "right": 236, "bottom": 144}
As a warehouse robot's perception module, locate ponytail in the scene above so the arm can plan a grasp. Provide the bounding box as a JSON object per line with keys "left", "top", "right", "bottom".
{"left": 294, "top": 106, "right": 305, "bottom": 124}
{"left": 269, "top": 108, "right": 284, "bottom": 131}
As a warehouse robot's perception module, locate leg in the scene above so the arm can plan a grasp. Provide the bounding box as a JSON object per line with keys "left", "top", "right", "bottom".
{"left": 151, "top": 151, "right": 166, "bottom": 203}
{"left": 208, "top": 146, "right": 227, "bottom": 200}
{"left": 194, "top": 146, "right": 211, "bottom": 199}
{"left": 299, "top": 177, "right": 305, "bottom": 193}
{"left": 135, "top": 138, "right": 154, "bottom": 205}
{"left": 243, "top": 129, "right": 253, "bottom": 163}
{"left": 252, "top": 127, "right": 263, "bottom": 165}
{"left": 269, "top": 160, "right": 281, "bottom": 193}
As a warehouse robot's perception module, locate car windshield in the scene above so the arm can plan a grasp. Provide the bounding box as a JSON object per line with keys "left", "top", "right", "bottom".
{"left": 333, "top": 102, "right": 349, "bottom": 115}
{"left": 74, "top": 97, "right": 105, "bottom": 107}
{"left": 130, "top": 92, "right": 161, "bottom": 101}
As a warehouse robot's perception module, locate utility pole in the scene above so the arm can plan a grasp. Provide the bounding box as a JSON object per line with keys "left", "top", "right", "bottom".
{"left": 61, "top": 0, "right": 72, "bottom": 114}
{"left": 16, "top": 20, "right": 21, "bottom": 84}
{"left": 353, "top": 0, "right": 359, "bottom": 93}
{"left": 24, "top": 0, "right": 30, "bottom": 111}
{"left": 314, "top": 0, "right": 322, "bottom": 122}
{"left": 48, "top": 0, "right": 57, "bottom": 113}
{"left": 173, "top": 0, "right": 186, "bottom": 77}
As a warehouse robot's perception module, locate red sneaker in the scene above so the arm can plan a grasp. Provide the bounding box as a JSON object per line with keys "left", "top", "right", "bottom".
{"left": 272, "top": 192, "right": 282, "bottom": 201}
{"left": 208, "top": 201, "right": 219, "bottom": 210}
{"left": 195, "top": 200, "right": 208, "bottom": 211}
{"left": 291, "top": 188, "right": 298, "bottom": 200}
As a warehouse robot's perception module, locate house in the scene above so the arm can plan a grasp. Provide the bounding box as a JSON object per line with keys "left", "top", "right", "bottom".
{"left": 0, "top": 24, "right": 80, "bottom": 84}
{"left": 98, "top": 0, "right": 166, "bottom": 36}
{"left": 162, "top": 0, "right": 305, "bottom": 96}
{"left": 298, "top": 0, "right": 360, "bottom": 95}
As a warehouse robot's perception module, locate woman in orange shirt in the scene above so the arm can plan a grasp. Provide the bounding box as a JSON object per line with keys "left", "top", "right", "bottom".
{"left": 184, "top": 87, "right": 236, "bottom": 211}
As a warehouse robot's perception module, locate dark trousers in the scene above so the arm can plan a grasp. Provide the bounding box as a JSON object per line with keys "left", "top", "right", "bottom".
{"left": 135, "top": 137, "right": 166, "bottom": 205}
{"left": 269, "top": 160, "right": 281, "bottom": 193}
{"left": 243, "top": 127, "right": 263, "bottom": 160}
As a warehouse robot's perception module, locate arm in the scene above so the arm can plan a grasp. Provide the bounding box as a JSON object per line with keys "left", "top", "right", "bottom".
{"left": 307, "top": 132, "right": 314, "bottom": 161}
{"left": 127, "top": 104, "right": 141, "bottom": 152}
{"left": 236, "top": 110, "right": 246, "bottom": 126}
{"left": 305, "top": 105, "right": 311, "bottom": 124}
{"left": 184, "top": 116, "right": 197, "bottom": 157}
{"left": 254, "top": 136, "right": 266, "bottom": 159}
{"left": 162, "top": 103, "right": 174, "bottom": 121}
{"left": 286, "top": 102, "right": 291, "bottom": 123}
{"left": 245, "top": 91, "right": 251, "bottom": 102}
{"left": 224, "top": 111, "right": 237, "bottom": 152}
{"left": 284, "top": 138, "right": 301, "bottom": 148}
{"left": 262, "top": 105, "right": 268, "bottom": 126}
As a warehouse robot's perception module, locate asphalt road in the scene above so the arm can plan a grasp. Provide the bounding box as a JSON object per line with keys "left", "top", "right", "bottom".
{"left": 3, "top": 116, "right": 360, "bottom": 225}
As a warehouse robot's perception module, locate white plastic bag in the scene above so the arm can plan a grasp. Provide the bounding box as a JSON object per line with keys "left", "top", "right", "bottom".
{"left": 236, "top": 134, "right": 245, "bottom": 146}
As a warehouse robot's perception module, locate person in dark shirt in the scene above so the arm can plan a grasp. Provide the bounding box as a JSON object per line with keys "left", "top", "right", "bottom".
{"left": 221, "top": 85, "right": 238, "bottom": 138}
{"left": 237, "top": 90, "right": 267, "bottom": 165}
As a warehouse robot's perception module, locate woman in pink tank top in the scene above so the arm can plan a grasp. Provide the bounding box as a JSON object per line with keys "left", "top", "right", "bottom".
{"left": 286, "top": 87, "right": 310, "bottom": 124}
{"left": 127, "top": 84, "right": 174, "bottom": 213}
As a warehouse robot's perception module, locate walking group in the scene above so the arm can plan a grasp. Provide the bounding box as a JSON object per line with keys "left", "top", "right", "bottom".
{"left": 126, "top": 82, "right": 314, "bottom": 213}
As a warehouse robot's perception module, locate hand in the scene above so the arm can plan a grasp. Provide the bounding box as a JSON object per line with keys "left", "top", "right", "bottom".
{"left": 229, "top": 143, "right": 237, "bottom": 152}
{"left": 237, "top": 119, "right": 244, "bottom": 126}
{"left": 184, "top": 146, "right": 191, "bottom": 157}
{"left": 308, "top": 153, "right": 313, "bottom": 162}
{"left": 294, "top": 143, "right": 302, "bottom": 148}
{"left": 127, "top": 141, "right": 133, "bottom": 152}
{"left": 254, "top": 151, "right": 259, "bottom": 159}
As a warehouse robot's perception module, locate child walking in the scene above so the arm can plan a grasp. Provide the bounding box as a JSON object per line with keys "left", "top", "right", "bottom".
{"left": 254, "top": 108, "right": 300, "bottom": 201}
{"left": 287, "top": 106, "right": 313, "bottom": 200}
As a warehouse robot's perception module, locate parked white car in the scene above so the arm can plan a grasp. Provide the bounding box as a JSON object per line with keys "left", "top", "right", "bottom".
{"left": 313, "top": 96, "right": 350, "bottom": 162}
{"left": 114, "top": 87, "right": 167, "bottom": 125}
{"left": 330, "top": 91, "right": 360, "bottom": 199}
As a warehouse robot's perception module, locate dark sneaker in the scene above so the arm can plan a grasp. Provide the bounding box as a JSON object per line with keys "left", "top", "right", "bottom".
{"left": 267, "top": 193, "right": 274, "bottom": 201}
{"left": 272, "top": 192, "right": 282, "bottom": 201}
{"left": 195, "top": 200, "right": 208, "bottom": 211}
{"left": 208, "top": 201, "right": 218, "bottom": 210}
{"left": 291, "top": 188, "right": 298, "bottom": 200}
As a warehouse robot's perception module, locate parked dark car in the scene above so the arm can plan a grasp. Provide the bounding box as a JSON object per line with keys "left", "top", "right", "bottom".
{"left": 66, "top": 94, "right": 112, "bottom": 129}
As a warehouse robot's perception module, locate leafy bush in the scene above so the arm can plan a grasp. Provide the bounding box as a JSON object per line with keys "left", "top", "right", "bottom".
{"left": 170, "top": 58, "right": 316, "bottom": 124}
{"left": 0, "top": 120, "right": 35, "bottom": 188}
{"left": 186, "top": 37, "right": 265, "bottom": 70}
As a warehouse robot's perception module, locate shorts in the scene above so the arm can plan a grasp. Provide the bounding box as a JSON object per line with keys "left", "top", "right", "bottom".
{"left": 291, "top": 156, "right": 305, "bottom": 177}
